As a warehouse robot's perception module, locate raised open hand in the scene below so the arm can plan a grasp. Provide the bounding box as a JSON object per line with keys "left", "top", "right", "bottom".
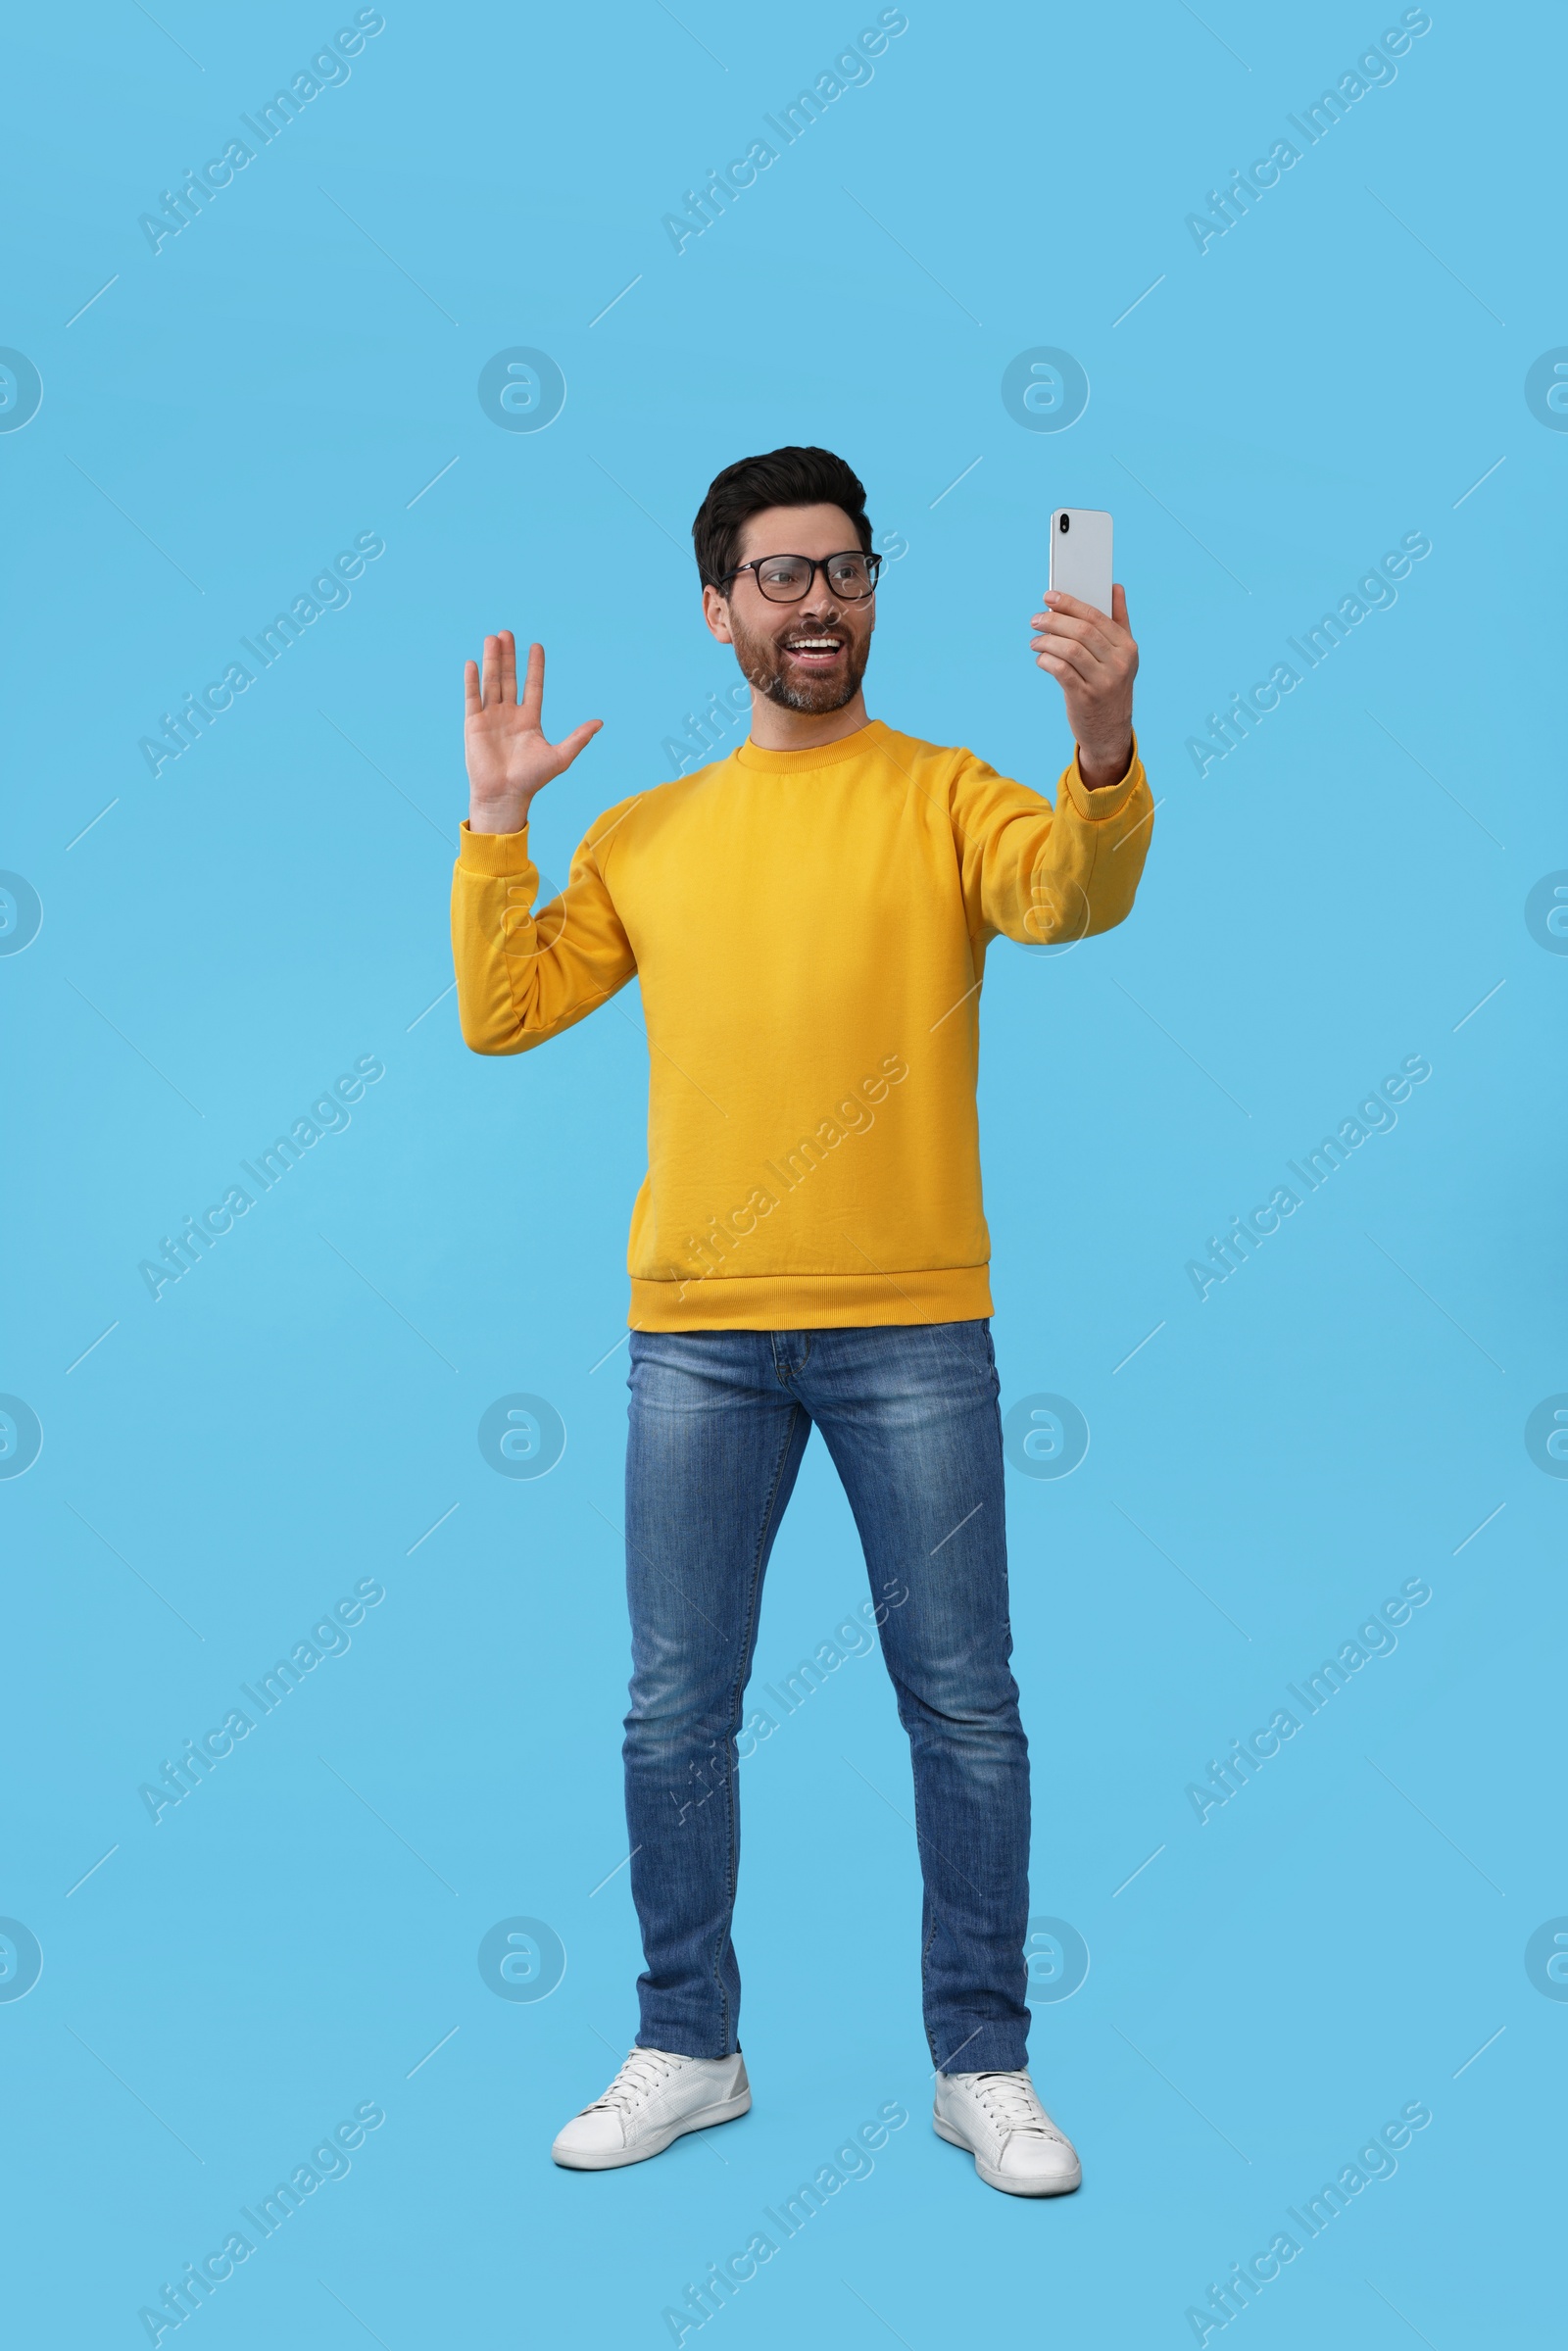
{"left": 464, "top": 631, "right": 603, "bottom": 835}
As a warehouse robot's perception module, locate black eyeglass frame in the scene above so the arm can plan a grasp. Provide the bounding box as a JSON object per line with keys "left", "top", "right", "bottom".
{"left": 716, "top": 549, "right": 883, "bottom": 603}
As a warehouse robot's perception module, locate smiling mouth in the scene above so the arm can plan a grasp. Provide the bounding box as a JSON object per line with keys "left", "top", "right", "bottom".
{"left": 780, "top": 633, "right": 846, "bottom": 665}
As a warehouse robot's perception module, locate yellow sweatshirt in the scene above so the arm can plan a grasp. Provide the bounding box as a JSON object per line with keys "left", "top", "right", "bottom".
{"left": 451, "top": 718, "right": 1152, "bottom": 1330}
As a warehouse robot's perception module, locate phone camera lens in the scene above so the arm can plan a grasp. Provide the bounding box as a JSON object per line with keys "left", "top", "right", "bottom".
{"left": 1058, "top": 513, "right": 1069, "bottom": 533}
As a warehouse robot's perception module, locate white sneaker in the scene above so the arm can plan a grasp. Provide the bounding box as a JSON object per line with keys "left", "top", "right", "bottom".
{"left": 551, "top": 2046, "right": 751, "bottom": 2171}
{"left": 933, "top": 2069, "right": 1082, "bottom": 2196}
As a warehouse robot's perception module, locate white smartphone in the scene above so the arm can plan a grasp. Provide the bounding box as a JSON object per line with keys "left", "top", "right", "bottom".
{"left": 1049, "top": 508, "right": 1113, "bottom": 615}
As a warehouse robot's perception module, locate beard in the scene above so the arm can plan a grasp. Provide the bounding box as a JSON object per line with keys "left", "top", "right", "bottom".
{"left": 727, "top": 607, "right": 871, "bottom": 714}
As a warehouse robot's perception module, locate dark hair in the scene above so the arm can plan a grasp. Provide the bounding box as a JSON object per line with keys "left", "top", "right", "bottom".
{"left": 692, "top": 445, "right": 872, "bottom": 590}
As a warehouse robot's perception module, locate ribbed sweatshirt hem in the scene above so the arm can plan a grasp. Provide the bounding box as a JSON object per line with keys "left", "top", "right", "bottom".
{"left": 627, "top": 1263, "right": 995, "bottom": 1332}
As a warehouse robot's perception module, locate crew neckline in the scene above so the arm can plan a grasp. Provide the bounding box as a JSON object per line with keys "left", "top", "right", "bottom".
{"left": 733, "top": 718, "right": 887, "bottom": 773}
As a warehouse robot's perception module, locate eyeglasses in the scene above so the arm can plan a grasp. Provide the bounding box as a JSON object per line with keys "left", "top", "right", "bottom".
{"left": 719, "top": 550, "right": 882, "bottom": 603}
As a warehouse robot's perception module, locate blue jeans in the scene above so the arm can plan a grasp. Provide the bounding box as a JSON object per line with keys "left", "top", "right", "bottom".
{"left": 622, "top": 1320, "right": 1031, "bottom": 2073}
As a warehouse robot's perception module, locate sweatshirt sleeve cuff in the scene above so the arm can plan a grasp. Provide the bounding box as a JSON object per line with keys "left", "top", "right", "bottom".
{"left": 1062, "top": 732, "right": 1145, "bottom": 822}
{"left": 458, "top": 817, "right": 535, "bottom": 876}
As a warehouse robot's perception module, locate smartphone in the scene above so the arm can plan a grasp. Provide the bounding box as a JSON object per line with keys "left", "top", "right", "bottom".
{"left": 1049, "top": 508, "right": 1113, "bottom": 615}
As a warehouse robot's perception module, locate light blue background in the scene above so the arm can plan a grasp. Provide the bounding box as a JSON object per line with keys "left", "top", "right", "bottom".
{"left": 3, "top": 2, "right": 1562, "bottom": 2343}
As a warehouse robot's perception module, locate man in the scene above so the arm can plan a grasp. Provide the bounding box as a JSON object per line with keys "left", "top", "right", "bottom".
{"left": 451, "top": 446, "right": 1151, "bottom": 2196}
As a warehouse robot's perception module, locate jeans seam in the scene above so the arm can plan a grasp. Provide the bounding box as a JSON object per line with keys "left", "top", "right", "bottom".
{"left": 709, "top": 1397, "right": 805, "bottom": 2055}
{"left": 921, "top": 1919, "right": 941, "bottom": 2069}
{"left": 907, "top": 1696, "right": 943, "bottom": 2068}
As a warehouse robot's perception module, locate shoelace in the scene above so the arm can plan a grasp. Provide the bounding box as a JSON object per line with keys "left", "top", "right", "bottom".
{"left": 585, "top": 2049, "right": 681, "bottom": 2116}
{"left": 969, "top": 2071, "right": 1062, "bottom": 2140}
